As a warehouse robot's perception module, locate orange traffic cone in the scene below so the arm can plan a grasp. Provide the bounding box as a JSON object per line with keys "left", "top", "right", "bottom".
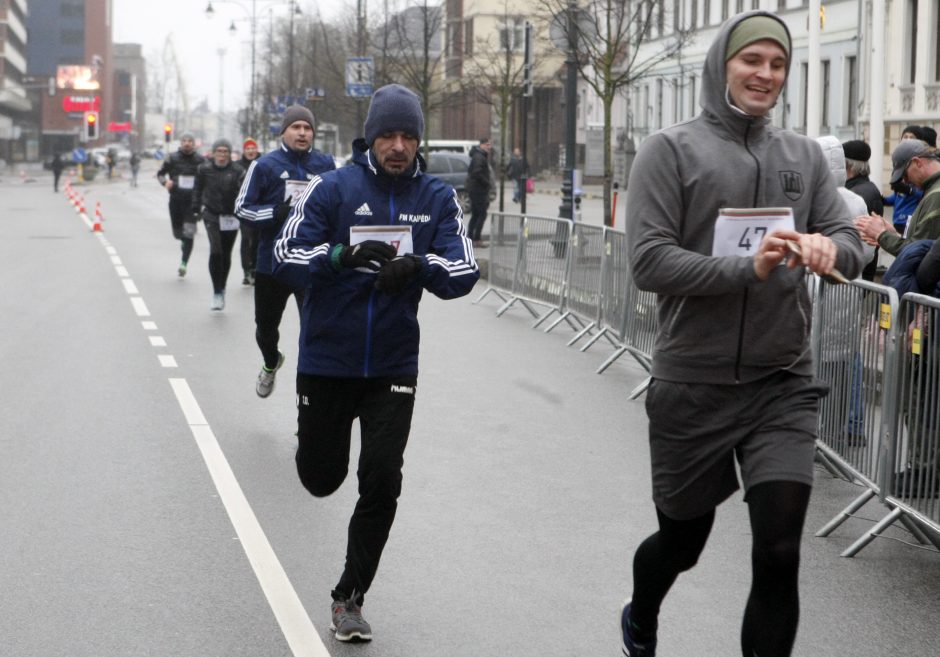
{"left": 92, "top": 202, "right": 103, "bottom": 232}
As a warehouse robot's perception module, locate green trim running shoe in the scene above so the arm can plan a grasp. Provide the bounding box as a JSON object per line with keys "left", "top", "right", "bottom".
{"left": 255, "top": 351, "right": 285, "bottom": 398}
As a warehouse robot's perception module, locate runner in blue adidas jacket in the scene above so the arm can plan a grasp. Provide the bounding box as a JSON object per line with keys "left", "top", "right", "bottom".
{"left": 234, "top": 105, "right": 335, "bottom": 398}
{"left": 271, "top": 84, "right": 478, "bottom": 643}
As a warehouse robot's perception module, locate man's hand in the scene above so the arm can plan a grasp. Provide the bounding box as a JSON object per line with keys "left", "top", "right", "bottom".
{"left": 273, "top": 202, "right": 292, "bottom": 225}
{"left": 854, "top": 212, "right": 893, "bottom": 246}
{"left": 331, "top": 240, "right": 398, "bottom": 272}
{"left": 753, "top": 229, "right": 838, "bottom": 280}
{"left": 375, "top": 255, "right": 423, "bottom": 294}
{"left": 164, "top": 179, "right": 174, "bottom": 191}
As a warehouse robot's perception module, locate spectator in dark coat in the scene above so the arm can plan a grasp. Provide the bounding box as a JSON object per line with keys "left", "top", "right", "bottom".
{"left": 465, "top": 137, "right": 493, "bottom": 247}
{"left": 843, "top": 139, "right": 884, "bottom": 280}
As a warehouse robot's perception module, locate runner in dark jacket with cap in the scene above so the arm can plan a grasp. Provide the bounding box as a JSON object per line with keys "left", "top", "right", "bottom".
{"left": 157, "top": 132, "right": 205, "bottom": 277}
{"left": 235, "top": 106, "right": 335, "bottom": 397}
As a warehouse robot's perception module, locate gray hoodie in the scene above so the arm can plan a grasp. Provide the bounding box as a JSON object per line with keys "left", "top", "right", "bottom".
{"left": 625, "top": 10, "right": 863, "bottom": 384}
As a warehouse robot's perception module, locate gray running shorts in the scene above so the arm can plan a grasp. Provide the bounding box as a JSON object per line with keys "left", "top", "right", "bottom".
{"left": 644, "top": 371, "right": 824, "bottom": 520}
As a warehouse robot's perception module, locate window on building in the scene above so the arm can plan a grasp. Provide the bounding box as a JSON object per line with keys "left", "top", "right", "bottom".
{"left": 446, "top": 21, "right": 460, "bottom": 57}
{"left": 499, "top": 16, "right": 524, "bottom": 52}
{"left": 690, "top": 75, "right": 697, "bottom": 116}
{"left": 777, "top": 0, "right": 787, "bottom": 11}
{"left": 846, "top": 55, "right": 858, "bottom": 126}
{"left": 674, "top": 0, "right": 682, "bottom": 32}
{"left": 117, "top": 71, "right": 131, "bottom": 86}
{"left": 656, "top": 78, "right": 664, "bottom": 129}
{"left": 657, "top": 1, "right": 665, "bottom": 36}
{"left": 691, "top": 0, "right": 698, "bottom": 28}
{"left": 735, "top": 0, "right": 744, "bottom": 12}
{"left": 801, "top": 62, "right": 808, "bottom": 128}
{"left": 722, "top": 0, "right": 730, "bottom": 21}
{"left": 464, "top": 18, "right": 473, "bottom": 55}
{"left": 821, "top": 60, "right": 830, "bottom": 130}
{"left": 61, "top": 2, "right": 84, "bottom": 18}
{"left": 61, "top": 29, "right": 84, "bottom": 45}
{"left": 703, "top": 0, "right": 711, "bottom": 25}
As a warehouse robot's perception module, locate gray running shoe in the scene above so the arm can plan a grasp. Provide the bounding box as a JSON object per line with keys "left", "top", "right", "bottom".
{"left": 255, "top": 351, "right": 285, "bottom": 398}
{"left": 210, "top": 292, "right": 225, "bottom": 311}
{"left": 178, "top": 262, "right": 187, "bottom": 277}
{"left": 330, "top": 596, "right": 372, "bottom": 642}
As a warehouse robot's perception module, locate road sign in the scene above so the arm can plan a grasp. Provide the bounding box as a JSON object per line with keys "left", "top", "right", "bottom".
{"left": 345, "top": 57, "right": 374, "bottom": 98}
{"left": 71, "top": 147, "right": 86, "bottom": 163}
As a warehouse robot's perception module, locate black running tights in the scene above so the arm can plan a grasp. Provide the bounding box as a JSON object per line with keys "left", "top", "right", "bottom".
{"left": 630, "top": 480, "right": 811, "bottom": 657}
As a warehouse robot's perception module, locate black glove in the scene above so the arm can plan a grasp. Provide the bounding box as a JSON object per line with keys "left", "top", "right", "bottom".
{"left": 273, "top": 202, "right": 292, "bottom": 225}
{"left": 330, "top": 240, "right": 397, "bottom": 272}
{"left": 375, "top": 255, "right": 423, "bottom": 294}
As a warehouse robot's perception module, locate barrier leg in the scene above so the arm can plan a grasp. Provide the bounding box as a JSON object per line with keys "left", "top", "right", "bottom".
{"left": 545, "top": 311, "right": 585, "bottom": 334}
{"left": 840, "top": 506, "right": 904, "bottom": 557}
{"left": 474, "top": 286, "right": 509, "bottom": 305}
{"left": 628, "top": 377, "right": 652, "bottom": 400}
{"left": 566, "top": 322, "right": 596, "bottom": 347}
{"left": 536, "top": 309, "right": 564, "bottom": 330}
{"left": 580, "top": 327, "right": 619, "bottom": 352}
{"left": 597, "top": 346, "right": 628, "bottom": 374}
{"left": 815, "top": 488, "right": 876, "bottom": 537}
{"left": 814, "top": 448, "right": 857, "bottom": 482}
{"left": 897, "top": 515, "right": 940, "bottom": 548}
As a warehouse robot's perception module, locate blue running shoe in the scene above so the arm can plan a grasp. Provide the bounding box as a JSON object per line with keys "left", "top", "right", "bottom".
{"left": 621, "top": 600, "right": 657, "bottom": 657}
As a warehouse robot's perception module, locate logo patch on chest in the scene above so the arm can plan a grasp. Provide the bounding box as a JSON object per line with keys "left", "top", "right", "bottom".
{"left": 778, "top": 171, "right": 804, "bottom": 201}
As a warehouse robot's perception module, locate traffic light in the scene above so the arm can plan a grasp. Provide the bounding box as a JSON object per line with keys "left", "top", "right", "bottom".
{"left": 83, "top": 111, "right": 99, "bottom": 141}
{"left": 164, "top": 123, "right": 173, "bottom": 143}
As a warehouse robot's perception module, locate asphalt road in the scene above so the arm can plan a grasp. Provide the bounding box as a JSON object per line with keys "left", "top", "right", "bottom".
{"left": 1, "top": 163, "right": 937, "bottom": 657}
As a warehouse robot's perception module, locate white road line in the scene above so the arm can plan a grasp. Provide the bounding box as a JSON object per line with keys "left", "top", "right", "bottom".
{"left": 168, "top": 379, "right": 330, "bottom": 657}
{"left": 110, "top": 255, "right": 122, "bottom": 266}
{"left": 115, "top": 266, "right": 130, "bottom": 277}
{"left": 106, "top": 246, "right": 117, "bottom": 255}
{"left": 122, "top": 279, "right": 139, "bottom": 294}
{"left": 158, "top": 354, "right": 178, "bottom": 368}
{"left": 141, "top": 321, "right": 157, "bottom": 330}
{"left": 149, "top": 336, "right": 167, "bottom": 347}
{"left": 130, "top": 297, "right": 150, "bottom": 317}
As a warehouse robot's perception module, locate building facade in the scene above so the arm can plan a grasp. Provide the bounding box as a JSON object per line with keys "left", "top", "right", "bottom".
{"left": 0, "top": 0, "right": 33, "bottom": 163}
{"left": 113, "top": 42, "right": 145, "bottom": 149}
{"left": 26, "top": 0, "right": 114, "bottom": 155}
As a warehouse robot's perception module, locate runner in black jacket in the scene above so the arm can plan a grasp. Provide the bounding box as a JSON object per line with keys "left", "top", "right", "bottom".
{"left": 157, "top": 132, "right": 205, "bottom": 277}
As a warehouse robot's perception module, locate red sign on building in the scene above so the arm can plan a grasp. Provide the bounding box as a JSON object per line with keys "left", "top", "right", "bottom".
{"left": 62, "top": 95, "right": 101, "bottom": 113}
{"left": 107, "top": 122, "right": 132, "bottom": 132}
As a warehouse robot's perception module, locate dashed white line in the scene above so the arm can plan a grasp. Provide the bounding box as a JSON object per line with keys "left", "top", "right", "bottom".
{"left": 115, "top": 266, "right": 130, "bottom": 277}
{"left": 122, "top": 279, "right": 139, "bottom": 294}
{"left": 168, "top": 379, "right": 329, "bottom": 657}
{"left": 149, "top": 336, "right": 167, "bottom": 347}
{"left": 158, "top": 354, "right": 178, "bottom": 368}
{"left": 110, "top": 255, "right": 122, "bottom": 266}
{"left": 130, "top": 297, "right": 150, "bottom": 317}
{"left": 141, "top": 321, "right": 157, "bottom": 330}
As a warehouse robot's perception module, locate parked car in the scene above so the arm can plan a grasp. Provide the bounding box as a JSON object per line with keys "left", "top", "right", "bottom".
{"left": 425, "top": 151, "right": 471, "bottom": 211}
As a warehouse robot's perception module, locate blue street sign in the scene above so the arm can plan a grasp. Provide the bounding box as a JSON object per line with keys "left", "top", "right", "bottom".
{"left": 346, "top": 57, "right": 374, "bottom": 98}
{"left": 71, "top": 147, "right": 86, "bottom": 163}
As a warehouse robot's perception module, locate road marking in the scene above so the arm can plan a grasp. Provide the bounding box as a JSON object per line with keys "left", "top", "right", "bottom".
{"left": 122, "top": 279, "right": 139, "bottom": 294}
{"left": 115, "top": 265, "right": 129, "bottom": 277}
{"left": 142, "top": 321, "right": 157, "bottom": 330}
{"left": 110, "top": 255, "right": 122, "bottom": 266}
{"left": 168, "top": 379, "right": 330, "bottom": 657}
{"left": 130, "top": 296, "right": 150, "bottom": 316}
{"left": 149, "top": 336, "right": 167, "bottom": 347}
{"left": 158, "top": 354, "right": 178, "bottom": 368}
{"left": 106, "top": 246, "right": 117, "bottom": 255}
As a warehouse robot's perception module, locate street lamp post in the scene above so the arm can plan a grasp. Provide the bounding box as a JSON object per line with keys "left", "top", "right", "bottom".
{"left": 206, "top": 0, "right": 260, "bottom": 137}
{"left": 558, "top": 0, "right": 578, "bottom": 226}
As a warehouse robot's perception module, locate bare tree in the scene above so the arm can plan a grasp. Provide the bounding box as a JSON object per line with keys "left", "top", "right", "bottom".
{"left": 537, "top": 0, "right": 694, "bottom": 225}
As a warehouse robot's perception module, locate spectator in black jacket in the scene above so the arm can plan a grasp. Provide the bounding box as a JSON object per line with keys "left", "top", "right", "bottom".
{"left": 842, "top": 140, "right": 884, "bottom": 280}
{"left": 192, "top": 139, "right": 245, "bottom": 311}
{"left": 465, "top": 137, "right": 493, "bottom": 247}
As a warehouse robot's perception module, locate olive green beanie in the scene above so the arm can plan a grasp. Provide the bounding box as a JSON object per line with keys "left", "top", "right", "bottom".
{"left": 725, "top": 15, "right": 790, "bottom": 61}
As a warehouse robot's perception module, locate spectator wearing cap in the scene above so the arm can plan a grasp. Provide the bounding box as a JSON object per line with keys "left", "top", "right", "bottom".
{"left": 883, "top": 127, "right": 927, "bottom": 237}
{"left": 272, "top": 83, "right": 479, "bottom": 643}
{"left": 856, "top": 140, "right": 940, "bottom": 256}
{"left": 191, "top": 138, "right": 244, "bottom": 311}
{"left": 920, "top": 126, "right": 937, "bottom": 148}
{"left": 235, "top": 104, "right": 335, "bottom": 397}
{"left": 236, "top": 138, "right": 262, "bottom": 285}
{"left": 842, "top": 139, "right": 883, "bottom": 280}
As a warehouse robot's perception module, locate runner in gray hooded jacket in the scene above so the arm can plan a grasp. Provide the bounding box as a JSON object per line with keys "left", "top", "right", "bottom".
{"left": 621, "top": 11, "right": 863, "bottom": 657}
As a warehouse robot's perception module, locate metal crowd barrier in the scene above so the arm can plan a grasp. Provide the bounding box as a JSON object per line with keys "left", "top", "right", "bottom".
{"left": 831, "top": 292, "right": 940, "bottom": 556}
{"left": 476, "top": 223, "right": 940, "bottom": 557}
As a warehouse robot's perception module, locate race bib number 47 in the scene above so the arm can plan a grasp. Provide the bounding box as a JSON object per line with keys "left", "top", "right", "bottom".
{"left": 712, "top": 207, "right": 795, "bottom": 257}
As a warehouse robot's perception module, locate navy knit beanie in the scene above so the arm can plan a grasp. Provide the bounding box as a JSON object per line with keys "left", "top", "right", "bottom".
{"left": 280, "top": 105, "right": 315, "bottom": 134}
{"left": 363, "top": 84, "right": 424, "bottom": 145}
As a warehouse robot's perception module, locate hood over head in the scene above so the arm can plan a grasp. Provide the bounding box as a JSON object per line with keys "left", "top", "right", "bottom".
{"left": 700, "top": 11, "right": 792, "bottom": 128}
{"left": 816, "top": 135, "right": 847, "bottom": 187}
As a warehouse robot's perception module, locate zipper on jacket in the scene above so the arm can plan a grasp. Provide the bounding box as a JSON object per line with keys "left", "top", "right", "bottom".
{"left": 364, "top": 288, "right": 376, "bottom": 377}
{"left": 734, "top": 121, "right": 761, "bottom": 382}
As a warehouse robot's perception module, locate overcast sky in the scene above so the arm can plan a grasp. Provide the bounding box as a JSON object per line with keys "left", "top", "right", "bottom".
{"left": 113, "top": 0, "right": 344, "bottom": 114}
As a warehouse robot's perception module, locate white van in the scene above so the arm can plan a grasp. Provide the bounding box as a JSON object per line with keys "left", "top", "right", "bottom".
{"left": 423, "top": 139, "right": 478, "bottom": 156}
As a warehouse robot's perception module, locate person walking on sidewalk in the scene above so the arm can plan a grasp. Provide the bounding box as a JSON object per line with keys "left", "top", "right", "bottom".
{"left": 235, "top": 106, "right": 335, "bottom": 397}
{"left": 51, "top": 153, "right": 65, "bottom": 192}
{"left": 157, "top": 132, "right": 205, "bottom": 277}
{"left": 507, "top": 147, "right": 529, "bottom": 203}
{"left": 192, "top": 139, "right": 245, "bottom": 311}
{"left": 272, "top": 83, "right": 479, "bottom": 643}
{"left": 465, "top": 136, "right": 493, "bottom": 247}
{"left": 235, "top": 138, "right": 262, "bottom": 285}
{"left": 622, "top": 11, "right": 863, "bottom": 657}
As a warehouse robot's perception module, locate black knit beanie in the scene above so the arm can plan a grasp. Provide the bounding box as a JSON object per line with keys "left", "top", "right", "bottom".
{"left": 363, "top": 84, "right": 424, "bottom": 146}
